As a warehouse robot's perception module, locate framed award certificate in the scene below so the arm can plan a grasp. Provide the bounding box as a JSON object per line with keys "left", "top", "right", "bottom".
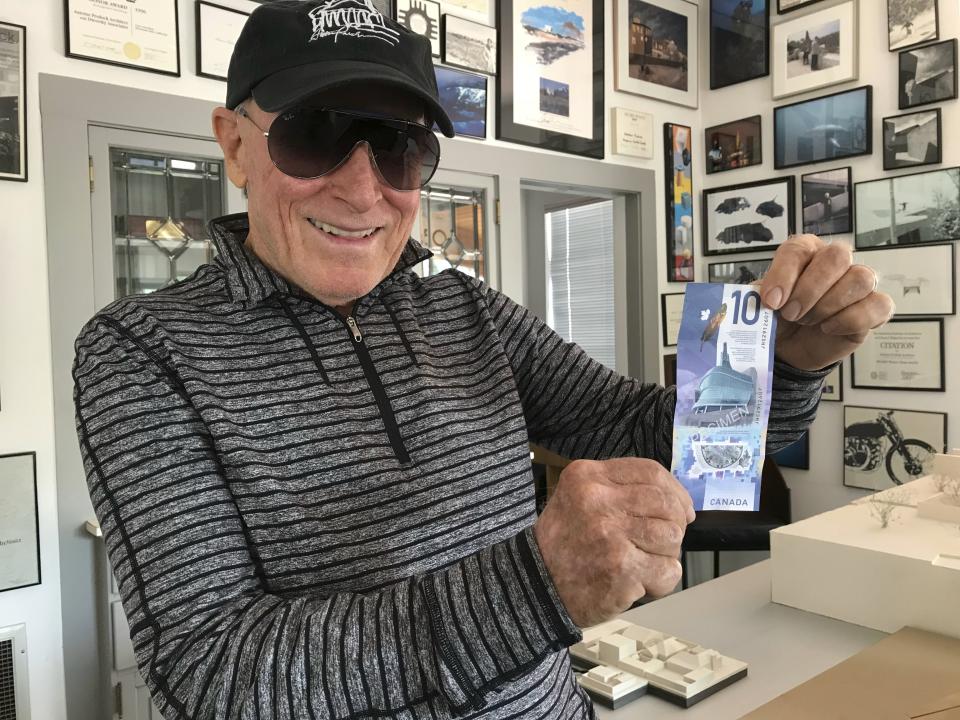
{"left": 66, "top": 0, "right": 181, "bottom": 76}
{"left": 0, "top": 452, "right": 40, "bottom": 593}
{"left": 196, "top": 1, "right": 250, "bottom": 81}
{"left": 851, "top": 318, "right": 944, "bottom": 391}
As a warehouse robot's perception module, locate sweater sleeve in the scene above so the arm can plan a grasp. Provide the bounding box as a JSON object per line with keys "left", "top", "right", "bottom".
{"left": 73, "top": 313, "right": 580, "bottom": 720}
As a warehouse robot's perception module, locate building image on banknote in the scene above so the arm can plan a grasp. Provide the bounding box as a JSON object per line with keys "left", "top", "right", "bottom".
{"left": 686, "top": 343, "right": 757, "bottom": 427}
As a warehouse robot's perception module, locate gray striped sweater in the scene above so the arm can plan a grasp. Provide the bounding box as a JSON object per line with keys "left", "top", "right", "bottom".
{"left": 73, "top": 214, "right": 824, "bottom": 720}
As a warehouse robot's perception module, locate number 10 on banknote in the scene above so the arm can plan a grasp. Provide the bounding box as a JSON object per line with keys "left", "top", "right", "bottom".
{"left": 670, "top": 283, "right": 777, "bottom": 512}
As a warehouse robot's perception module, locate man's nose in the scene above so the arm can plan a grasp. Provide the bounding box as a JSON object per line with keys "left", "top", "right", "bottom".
{"left": 328, "top": 141, "right": 384, "bottom": 210}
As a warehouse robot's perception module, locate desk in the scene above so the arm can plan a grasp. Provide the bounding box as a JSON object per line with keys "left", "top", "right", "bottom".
{"left": 594, "top": 560, "right": 885, "bottom": 719}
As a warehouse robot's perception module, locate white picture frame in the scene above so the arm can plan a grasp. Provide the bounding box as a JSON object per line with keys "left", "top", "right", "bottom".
{"left": 398, "top": 0, "right": 442, "bottom": 57}
{"left": 0, "top": 22, "right": 26, "bottom": 182}
{"left": 612, "top": 107, "right": 654, "bottom": 159}
{"left": 853, "top": 244, "right": 955, "bottom": 316}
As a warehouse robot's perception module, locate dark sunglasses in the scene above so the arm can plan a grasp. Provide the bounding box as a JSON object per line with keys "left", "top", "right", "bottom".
{"left": 236, "top": 105, "right": 441, "bottom": 191}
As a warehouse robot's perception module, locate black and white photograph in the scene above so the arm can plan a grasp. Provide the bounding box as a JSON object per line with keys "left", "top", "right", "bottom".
{"left": 887, "top": 0, "right": 939, "bottom": 52}
{"left": 705, "top": 115, "right": 762, "bottom": 174}
{"left": 435, "top": 65, "right": 487, "bottom": 139}
{"left": 661, "top": 292, "right": 685, "bottom": 347}
{"left": 774, "top": 85, "right": 872, "bottom": 169}
{"left": 703, "top": 175, "right": 796, "bottom": 256}
{"left": 0, "top": 22, "right": 26, "bottom": 182}
{"left": 0, "top": 452, "right": 40, "bottom": 593}
{"left": 778, "top": 0, "right": 827, "bottom": 13}
{"left": 899, "top": 38, "right": 957, "bottom": 109}
{"left": 707, "top": 257, "right": 773, "bottom": 284}
{"left": 397, "top": 0, "right": 442, "bottom": 57}
{"left": 441, "top": 14, "right": 496, "bottom": 75}
{"left": 843, "top": 406, "right": 945, "bottom": 490}
{"left": 821, "top": 363, "right": 842, "bottom": 401}
{"left": 883, "top": 109, "right": 941, "bottom": 170}
{"left": 771, "top": 429, "right": 809, "bottom": 470}
{"left": 853, "top": 244, "right": 955, "bottom": 316}
{"left": 710, "top": 0, "right": 770, "bottom": 90}
{"left": 851, "top": 318, "right": 944, "bottom": 392}
{"left": 855, "top": 166, "right": 960, "bottom": 248}
{"left": 801, "top": 166, "right": 852, "bottom": 235}
{"left": 772, "top": 1, "right": 857, "bottom": 99}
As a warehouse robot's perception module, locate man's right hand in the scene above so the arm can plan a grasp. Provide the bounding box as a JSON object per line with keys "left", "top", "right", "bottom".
{"left": 533, "top": 457, "right": 695, "bottom": 628}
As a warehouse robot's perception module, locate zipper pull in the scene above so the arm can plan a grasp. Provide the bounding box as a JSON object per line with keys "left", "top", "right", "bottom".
{"left": 346, "top": 316, "right": 363, "bottom": 343}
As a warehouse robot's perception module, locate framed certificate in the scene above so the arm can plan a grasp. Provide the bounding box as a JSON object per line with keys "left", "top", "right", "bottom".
{"left": 851, "top": 319, "right": 944, "bottom": 391}
{"left": 612, "top": 107, "right": 654, "bottom": 159}
{"left": 661, "top": 292, "right": 684, "bottom": 347}
{"left": 0, "top": 452, "right": 40, "bottom": 593}
{"left": 196, "top": 1, "right": 249, "bottom": 82}
{"left": 66, "top": 0, "right": 181, "bottom": 76}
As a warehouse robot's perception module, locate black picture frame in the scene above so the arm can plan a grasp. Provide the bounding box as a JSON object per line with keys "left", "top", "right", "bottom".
{"left": 778, "top": 0, "right": 828, "bottom": 14}
{"left": 898, "top": 38, "right": 958, "bottom": 110}
{"left": 703, "top": 175, "right": 796, "bottom": 256}
{"left": 710, "top": 0, "right": 770, "bottom": 90}
{"left": 661, "top": 292, "right": 684, "bottom": 347}
{"left": 664, "top": 123, "right": 695, "bottom": 282}
{"left": 707, "top": 257, "right": 774, "bottom": 284}
{"left": 663, "top": 352, "right": 678, "bottom": 386}
{"left": 371, "top": 0, "right": 396, "bottom": 20}
{"left": 434, "top": 64, "right": 488, "bottom": 140}
{"left": 851, "top": 318, "right": 945, "bottom": 392}
{"left": 397, "top": 0, "right": 442, "bottom": 57}
{"left": 0, "top": 22, "right": 27, "bottom": 183}
{"left": 64, "top": 0, "right": 181, "bottom": 77}
{"left": 882, "top": 108, "right": 942, "bottom": 171}
{"left": 704, "top": 115, "right": 762, "bottom": 175}
{"left": 801, "top": 166, "right": 853, "bottom": 236}
{"left": 774, "top": 85, "right": 872, "bottom": 170}
{"left": 496, "top": 0, "right": 605, "bottom": 159}
{"left": 821, "top": 362, "right": 843, "bottom": 401}
{"left": 853, "top": 243, "right": 956, "bottom": 316}
{"left": 771, "top": 429, "right": 810, "bottom": 470}
{"left": 887, "top": 0, "right": 940, "bottom": 52}
{"left": 0, "top": 452, "right": 40, "bottom": 594}
{"left": 195, "top": 0, "right": 249, "bottom": 82}
{"left": 441, "top": 14, "right": 496, "bottom": 75}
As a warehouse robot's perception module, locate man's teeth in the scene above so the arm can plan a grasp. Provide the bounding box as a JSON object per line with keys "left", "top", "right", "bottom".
{"left": 308, "top": 219, "right": 377, "bottom": 238}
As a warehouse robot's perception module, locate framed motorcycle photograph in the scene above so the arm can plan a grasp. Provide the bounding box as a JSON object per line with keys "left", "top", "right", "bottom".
{"left": 843, "top": 406, "right": 946, "bottom": 491}
{"left": 850, "top": 318, "right": 944, "bottom": 391}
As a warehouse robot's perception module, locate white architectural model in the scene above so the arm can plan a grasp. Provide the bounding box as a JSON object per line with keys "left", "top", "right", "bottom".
{"left": 921, "top": 452, "right": 960, "bottom": 524}
{"left": 569, "top": 619, "right": 748, "bottom": 709}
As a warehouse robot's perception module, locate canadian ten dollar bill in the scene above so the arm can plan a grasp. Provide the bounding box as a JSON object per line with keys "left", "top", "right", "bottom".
{"left": 670, "top": 283, "right": 777, "bottom": 512}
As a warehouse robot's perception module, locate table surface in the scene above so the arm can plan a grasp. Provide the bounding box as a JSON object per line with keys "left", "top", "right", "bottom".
{"left": 593, "top": 560, "right": 886, "bottom": 719}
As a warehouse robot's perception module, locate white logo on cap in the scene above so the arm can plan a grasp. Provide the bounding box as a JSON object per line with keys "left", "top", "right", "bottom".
{"left": 309, "top": 0, "right": 400, "bottom": 45}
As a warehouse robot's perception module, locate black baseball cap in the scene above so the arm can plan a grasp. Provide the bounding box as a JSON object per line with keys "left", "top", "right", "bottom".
{"left": 226, "top": 0, "right": 454, "bottom": 137}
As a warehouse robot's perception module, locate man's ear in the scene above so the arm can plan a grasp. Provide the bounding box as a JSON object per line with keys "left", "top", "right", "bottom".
{"left": 212, "top": 107, "right": 248, "bottom": 191}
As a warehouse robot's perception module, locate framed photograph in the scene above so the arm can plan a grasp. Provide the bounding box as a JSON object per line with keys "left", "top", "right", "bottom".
{"left": 774, "top": 85, "right": 872, "bottom": 170}
{"left": 66, "top": 0, "right": 180, "bottom": 76}
{"left": 898, "top": 38, "right": 957, "bottom": 110}
{"left": 707, "top": 258, "right": 773, "bottom": 284}
{"left": 372, "top": 0, "right": 396, "bottom": 19}
{"left": 663, "top": 352, "right": 678, "bottom": 386}
{"left": 854, "top": 167, "right": 960, "bottom": 249}
{"left": 442, "top": 14, "right": 496, "bottom": 74}
{"left": 771, "top": 0, "right": 858, "bottom": 99}
{"left": 705, "top": 115, "right": 762, "bottom": 175}
{"left": 614, "top": 0, "right": 699, "bottom": 109}
{"left": 398, "top": 0, "right": 441, "bottom": 56}
{"left": 778, "top": 0, "right": 828, "bottom": 13}
{"left": 612, "top": 107, "right": 654, "bottom": 159}
{"left": 661, "top": 292, "right": 684, "bottom": 347}
{"left": 887, "top": 0, "right": 939, "bottom": 52}
{"left": 703, "top": 176, "right": 796, "bottom": 256}
{"left": 843, "top": 406, "right": 946, "bottom": 490}
{"left": 801, "top": 166, "right": 852, "bottom": 236}
{"left": 435, "top": 65, "right": 487, "bottom": 139}
{"left": 196, "top": 1, "right": 249, "bottom": 82}
{"left": 851, "top": 318, "right": 944, "bottom": 392}
{"left": 821, "top": 363, "right": 842, "bottom": 401}
{"left": 771, "top": 430, "right": 809, "bottom": 470}
{"left": 853, "top": 244, "right": 955, "bottom": 316}
{"left": 882, "top": 109, "right": 942, "bottom": 171}
{"left": 665, "top": 123, "right": 695, "bottom": 282}
{"left": 0, "top": 22, "right": 26, "bottom": 183}
{"left": 497, "top": 0, "right": 604, "bottom": 159}
{"left": 0, "top": 452, "right": 40, "bottom": 593}
{"left": 710, "top": 0, "right": 769, "bottom": 90}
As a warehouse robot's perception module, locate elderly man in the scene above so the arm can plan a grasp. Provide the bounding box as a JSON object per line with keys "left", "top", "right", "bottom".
{"left": 73, "top": 1, "right": 892, "bottom": 718}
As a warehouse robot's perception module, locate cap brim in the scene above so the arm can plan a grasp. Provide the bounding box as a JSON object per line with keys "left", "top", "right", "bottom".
{"left": 252, "top": 60, "right": 455, "bottom": 138}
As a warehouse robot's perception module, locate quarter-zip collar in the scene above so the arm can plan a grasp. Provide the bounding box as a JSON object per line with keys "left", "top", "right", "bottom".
{"left": 209, "top": 213, "right": 432, "bottom": 311}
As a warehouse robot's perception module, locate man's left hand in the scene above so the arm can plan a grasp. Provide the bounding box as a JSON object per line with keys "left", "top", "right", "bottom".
{"left": 760, "top": 234, "right": 895, "bottom": 371}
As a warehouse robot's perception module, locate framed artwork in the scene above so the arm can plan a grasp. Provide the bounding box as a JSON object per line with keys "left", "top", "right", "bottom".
{"left": 661, "top": 292, "right": 684, "bottom": 347}
{"left": 0, "top": 22, "right": 26, "bottom": 183}
{"left": 801, "top": 166, "right": 852, "bottom": 236}
{"left": 442, "top": 0, "right": 490, "bottom": 15}
{"left": 705, "top": 115, "right": 762, "bottom": 175}
{"left": 0, "top": 452, "right": 40, "bottom": 593}
{"left": 707, "top": 258, "right": 773, "bottom": 284}
{"left": 497, "top": 0, "right": 604, "bottom": 159}
{"left": 614, "top": 0, "right": 699, "bottom": 109}
{"left": 898, "top": 38, "right": 957, "bottom": 110}
{"left": 398, "top": 0, "right": 442, "bottom": 57}
{"left": 851, "top": 318, "right": 944, "bottom": 392}
{"left": 665, "top": 123, "right": 695, "bottom": 282}
{"left": 853, "top": 244, "right": 955, "bottom": 316}
{"left": 612, "top": 107, "right": 654, "bottom": 159}
{"left": 778, "top": 0, "right": 827, "bottom": 13}
{"left": 882, "top": 109, "right": 942, "bottom": 171}
{"left": 66, "top": 0, "right": 181, "bottom": 76}
{"left": 196, "top": 1, "right": 249, "bottom": 82}
{"left": 663, "top": 352, "right": 678, "bottom": 386}
{"left": 821, "top": 363, "right": 842, "bottom": 401}
{"left": 771, "top": 0, "right": 858, "bottom": 100}
{"left": 442, "top": 14, "right": 496, "bottom": 74}
{"left": 435, "top": 65, "right": 487, "bottom": 139}
{"left": 843, "top": 406, "right": 946, "bottom": 490}
{"left": 710, "top": 0, "right": 770, "bottom": 90}
{"left": 371, "top": 0, "right": 396, "bottom": 19}
{"left": 854, "top": 167, "right": 960, "bottom": 249}
{"left": 703, "top": 176, "right": 796, "bottom": 256}
{"left": 771, "top": 430, "right": 809, "bottom": 470}
{"left": 887, "top": 0, "right": 939, "bottom": 52}
{"left": 773, "top": 85, "right": 872, "bottom": 170}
